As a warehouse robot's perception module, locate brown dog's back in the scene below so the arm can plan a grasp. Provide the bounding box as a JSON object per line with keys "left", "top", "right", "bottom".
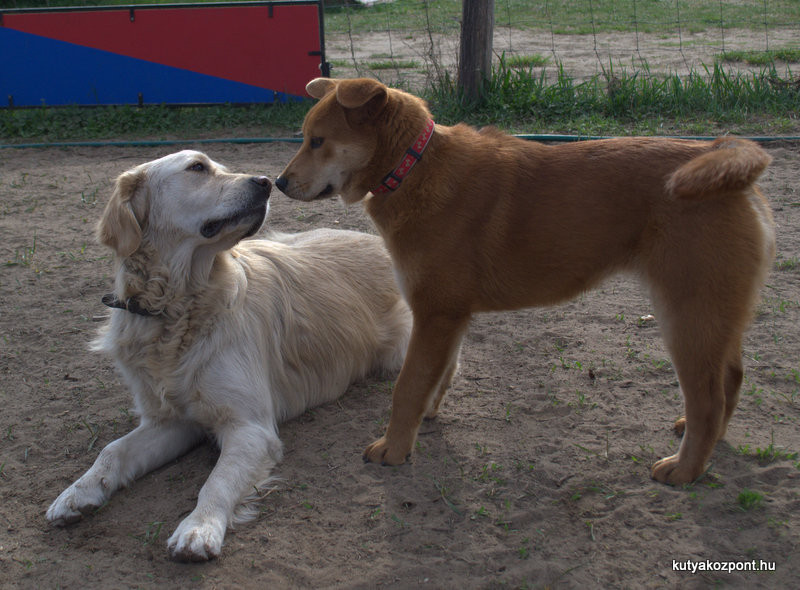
{"left": 377, "top": 128, "right": 771, "bottom": 313}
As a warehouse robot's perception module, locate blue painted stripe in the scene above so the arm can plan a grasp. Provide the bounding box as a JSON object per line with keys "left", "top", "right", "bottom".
{"left": 1, "top": 28, "right": 297, "bottom": 106}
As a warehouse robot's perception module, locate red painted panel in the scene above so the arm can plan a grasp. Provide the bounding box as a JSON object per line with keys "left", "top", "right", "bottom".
{"left": 5, "top": 5, "right": 320, "bottom": 96}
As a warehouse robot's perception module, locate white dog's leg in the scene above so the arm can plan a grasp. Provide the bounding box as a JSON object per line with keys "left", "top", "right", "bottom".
{"left": 167, "top": 423, "right": 282, "bottom": 562}
{"left": 47, "top": 420, "right": 205, "bottom": 526}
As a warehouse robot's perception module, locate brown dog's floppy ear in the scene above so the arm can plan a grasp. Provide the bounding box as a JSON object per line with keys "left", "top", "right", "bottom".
{"left": 306, "top": 77, "right": 337, "bottom": 99}
{"left": 335, "top": 78, "right": 387, "bottom": 110}
{"left": 97, "top": 169, "right": 144, "bottom": 257}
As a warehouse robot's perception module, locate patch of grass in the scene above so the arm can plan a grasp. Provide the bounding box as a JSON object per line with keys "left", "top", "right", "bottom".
{"left": 737, "top": 431, "right": 799, "bottom": 465}
{"left": 430, "top": 477, "right": 461, "bottom": 515}
{"left": 585, "top": 520, "right": 595, "bottom": 541}
{"left": 428, "top": 60, "right": 800, "bottom": 135}
{"left": 131, "top": 521, "right": 165, "bottom": 546}
{"left": 81, "top": 417, "right": 101, "bottom": 452}
{"left": 568, "top": 389, "right": 597, "bottom": 411}
{"left": 754, "top": 443, "right": 797, "bottom": 464}
{"left": 328, "top": 59, "right": 350, "bottom": 69}
{"left": 721, "top": 48, "right": 800, "bottom": 66}
{"left": 776, "top": 257, "right": 799, "bottom": 271}
{"left": 666, "top": 512, "right": 683, "bottom": 521}
{"left": 476, "top": 462, "right": 505, "bottom": 485}
{"left": 755, "top": 432, "right": 799, "bottom": 465}
{"left": 571, "top": 482, "right": 624, "bottom": 501}
{"left": 471, "top": 505, "right": 489, "bottom": 520}
{"left": 390, "top": 514, "right": 407, "bottom": 528}
{"left": 367, "top": 59, "right": 420, "bottom": 71}
{"left": 624, "top": 335, "right": 638, "bottom": 360}
{"left": 80, "top": 188, "right": 99, "bottom": 208}
{"left": 502, "top": 53, "right": 550, "bottom": 69}
{"left": 503, "top": 402, "right": 514, "bottom": 423}
{"left": 743, "top": 381, "right": 765, "bottom": 406}
{"left": 5, "top": 233, "right": 37, "bottom": 268}
{"left": 761, "top": 295, "right": 799, "bottom": 316}
{"left": 737, "top": 489, "right": 765, "bottom": 511}
{"left": 0, "top": 101, "right": 310, "bottom": 144}
{"left": 518, "top": 538, "right": 531, "bottom": 559}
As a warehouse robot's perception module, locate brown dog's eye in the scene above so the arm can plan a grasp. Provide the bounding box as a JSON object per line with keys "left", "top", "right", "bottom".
{"left": 310, "top": 137, "right": 324, "bottom": 149}
{"left": 187, "top": 162, "right": 206, "bottom": 172}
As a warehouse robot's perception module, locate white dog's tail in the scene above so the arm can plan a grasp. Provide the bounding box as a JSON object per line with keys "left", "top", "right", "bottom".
{"left": 666, "top": 137, "right": 771, "bottom": 199}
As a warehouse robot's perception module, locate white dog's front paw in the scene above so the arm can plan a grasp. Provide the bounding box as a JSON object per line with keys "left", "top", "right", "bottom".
{"left": 46, "top": 478, "right": 109, "bottom": 526}
{"left": 167, "top": 514, "right": 226, "bottom": 562}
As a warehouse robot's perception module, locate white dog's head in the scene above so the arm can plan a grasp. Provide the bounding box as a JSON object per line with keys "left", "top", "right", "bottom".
{"left": 97, "top": 150, "right": 271, "bottom": 280}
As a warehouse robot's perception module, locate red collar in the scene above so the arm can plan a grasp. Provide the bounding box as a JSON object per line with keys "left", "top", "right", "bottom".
{"left": 371, "top": 119, "right": 435, "bottom": 195}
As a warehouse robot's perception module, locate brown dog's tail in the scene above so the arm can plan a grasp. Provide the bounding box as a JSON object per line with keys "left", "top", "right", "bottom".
{"left": 666, "top": 137, "right": 771, "bottom": 199}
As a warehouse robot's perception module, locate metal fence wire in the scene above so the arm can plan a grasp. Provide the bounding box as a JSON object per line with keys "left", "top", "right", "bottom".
{"left": 326, "top": 0, "right": 800, "bottom": 89}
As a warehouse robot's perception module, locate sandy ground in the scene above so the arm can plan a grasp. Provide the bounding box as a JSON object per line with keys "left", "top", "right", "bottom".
{"left": 1, "top": 19, "right": 800, "bottom": 590}
{"left": 1, "top": 134, "right": 799, "bottom": 588}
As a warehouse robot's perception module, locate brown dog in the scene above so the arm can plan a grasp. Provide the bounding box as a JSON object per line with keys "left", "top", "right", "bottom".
{"left": 276, "top": 77, "right": 776, "bottom": 485}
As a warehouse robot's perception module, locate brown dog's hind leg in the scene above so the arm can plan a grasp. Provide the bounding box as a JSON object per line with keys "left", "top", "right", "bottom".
{"left": 364, "top": 314, "right": 469, "bottom": 465}
{"left": 650, "top": 294, "right": 748, "bottom": 485}
{"left": 651, "top": 350, "right": 727, "bottom": 485}
{"left": 646, "top": 192, "right": 770, "bottom": 484}
{"left": 653, "top": 358, "right": 744, "bottom": 484}
{"left": 424, "top": 355, "right": 460, "bottom": 420}
{"left": 671, "top": 351, "right": 740, "bottom": 441}
{"left": 720, "top": 351, "right": 745, "bottom": 440}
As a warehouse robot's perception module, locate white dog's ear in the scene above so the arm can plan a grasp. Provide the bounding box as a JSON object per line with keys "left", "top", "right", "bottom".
{"left": 97, "top": 169, "right": 145, "bottom": 257}
{"left": 306, "top": 77, "right": 336, "bottom": 99}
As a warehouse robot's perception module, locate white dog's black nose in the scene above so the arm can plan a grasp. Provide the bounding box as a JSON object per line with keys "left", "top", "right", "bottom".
{"left": 251, "top": 176, "right": 272, "bottom": 190}
{"left": 275, "top": 176, "right": 288, "bottom": 192}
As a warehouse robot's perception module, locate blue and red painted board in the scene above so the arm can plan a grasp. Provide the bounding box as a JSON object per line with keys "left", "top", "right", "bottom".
{"left": 0, "top": 1, "right": 327, "bottom": 107}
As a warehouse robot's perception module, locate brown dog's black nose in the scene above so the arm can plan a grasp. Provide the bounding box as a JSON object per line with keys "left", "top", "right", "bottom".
{"left": 275, "top": 175, "right": 288, "bottom": 193}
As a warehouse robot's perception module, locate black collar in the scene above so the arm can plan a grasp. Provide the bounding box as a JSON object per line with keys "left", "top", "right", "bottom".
{"left": 101, "top": 293, "right": 158, "bottom": 317}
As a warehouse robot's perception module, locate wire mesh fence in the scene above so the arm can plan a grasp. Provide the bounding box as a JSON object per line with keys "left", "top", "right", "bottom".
{"left": 326, "top": 0, "right": 800, "bottom": 90}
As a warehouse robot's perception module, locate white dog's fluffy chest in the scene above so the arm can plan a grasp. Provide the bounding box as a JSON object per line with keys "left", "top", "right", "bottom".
{"left": 92, "top": 236, "right": 411, "bottom": 430}
{"left": 95, "top": 313, "right": 217, "bottom": 424}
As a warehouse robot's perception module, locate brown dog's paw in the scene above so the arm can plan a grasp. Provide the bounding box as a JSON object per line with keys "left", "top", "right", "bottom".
{"left": 673, "top": 416, "right": 686, "bottom": 436}
{"left": 363, "top": 436, "right": 411, "bottom": 466}
{"left": 651, "top": 454, "right": 705, "bottom": 486}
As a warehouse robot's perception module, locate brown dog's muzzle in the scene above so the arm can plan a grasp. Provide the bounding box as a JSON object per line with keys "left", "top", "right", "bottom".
{"left": 275, "top": 175, "right": 289, "bottom": 193}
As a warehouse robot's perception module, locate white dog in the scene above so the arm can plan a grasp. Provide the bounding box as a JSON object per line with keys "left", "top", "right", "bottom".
{"left": 46, "top": 151, "right": 411, "bottom": 561}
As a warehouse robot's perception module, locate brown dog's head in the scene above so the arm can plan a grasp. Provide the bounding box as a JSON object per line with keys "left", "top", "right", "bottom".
{"left": 276, "top": 78, "right": 432, "bottom": 205}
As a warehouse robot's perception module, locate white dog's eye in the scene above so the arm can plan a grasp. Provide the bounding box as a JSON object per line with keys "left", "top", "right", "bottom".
{"left": 310, "top": 137, "right": 324, "bottom": 149}
{"left": 187, "top": 162, "right": 206, "bottom": 172}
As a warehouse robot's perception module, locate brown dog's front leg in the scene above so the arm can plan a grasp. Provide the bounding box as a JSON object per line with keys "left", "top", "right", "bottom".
{"left": 364, "top": 314, "right": 469, "bottom": 465}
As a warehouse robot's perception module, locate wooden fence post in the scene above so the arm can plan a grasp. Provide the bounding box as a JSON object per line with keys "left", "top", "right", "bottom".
{"left": 458, "top": 0, "right": 495, "bottom": 102}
